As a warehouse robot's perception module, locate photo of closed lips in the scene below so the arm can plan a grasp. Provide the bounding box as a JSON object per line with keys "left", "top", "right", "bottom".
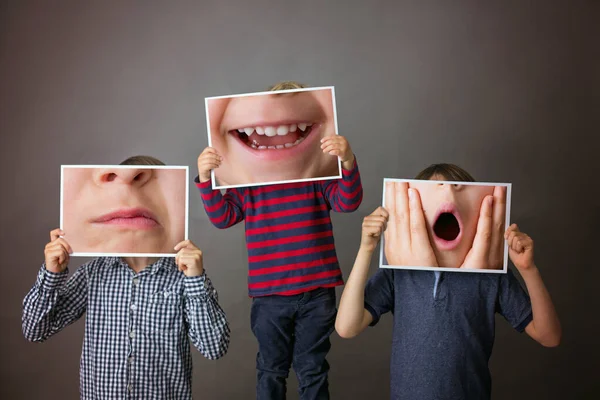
{"left": 61, "top": 166, "right": 187, "bottom": 255}
{"left": 206, "top": 87, "right": 341, "bottom": 188}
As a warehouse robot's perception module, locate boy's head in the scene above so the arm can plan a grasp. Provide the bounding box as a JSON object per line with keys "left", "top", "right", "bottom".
{"left": 268, "top": 81, "right": 307, "bottom": 91}
{"left": 62, "top": 156, "right": 186, "bottom": 255}
{"left": 407, "top": 163, "right": 498, "bottom": 268}
{"left": 415, "top": 163, "right": 475, "bottom": 182}
{"left": 120, "top": 155, "right": 165, "bottom": 166}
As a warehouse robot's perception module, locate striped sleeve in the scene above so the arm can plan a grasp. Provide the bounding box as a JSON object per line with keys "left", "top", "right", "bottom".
{"left": 320, "top": 157, "right": 363, "bottom": 212}
{"left": 195, "top": 176, "right": 245, "bottom": 229}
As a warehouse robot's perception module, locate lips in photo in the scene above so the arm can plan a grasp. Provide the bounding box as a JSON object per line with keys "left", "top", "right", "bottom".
{"left": 91, "top": 207, "right": 161, "bottom": 230}
{"left": 432, "top": 203, "right": 463, "bottom": 250}
{"left": 207, "top": 87, "right": 340, "bottom": 188}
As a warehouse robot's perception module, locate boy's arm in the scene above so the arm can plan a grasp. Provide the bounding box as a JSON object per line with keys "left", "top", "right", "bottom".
{"left": 320, "top": 157, "right": 363, "bottom": 212}
{"left": 22, "top": 264, "right": 88, "bottom": 342}
{"left": 195, "top": 177, "right": 245, "bottom": 229}
{"left": 521, "top": 268, "right": 561, "bottom": 347}
{"left": 500, "top": 224, "right": 561, "bottom": 347}
{"left": 336, "top": 208, "right": 392, "bottom": 338}
{"left": 183, "top": 273, "right": 231, "bottom": 359}
{"left": 335, "top": 246, "right": 375, "bottom": 338}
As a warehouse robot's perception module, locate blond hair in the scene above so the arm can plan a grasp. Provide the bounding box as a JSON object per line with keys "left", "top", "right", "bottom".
{"left": 268, "top": 81, "right": 307, "bottom": 91}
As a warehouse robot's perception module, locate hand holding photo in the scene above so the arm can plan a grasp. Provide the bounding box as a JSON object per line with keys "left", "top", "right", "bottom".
{"left": 380, "top": 178, "right": 511, "bottom": 273}
{"left": 205, "top": 85, "right": 342, "bottom": 189}
{"left": 61, "top": 165, "right": 189, "bottom": 257}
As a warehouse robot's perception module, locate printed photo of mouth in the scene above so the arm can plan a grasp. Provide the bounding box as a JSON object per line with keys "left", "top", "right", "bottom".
{"left": 379, "top": 178, "right": 511, "bottom": 274}
{"left": 61, "top": 165, "right": 188, "bottom": 256}
{"left": 91, "top": 207, "right": 161, "bottom": 230}
{"left": 432, "top": 203, "right": 463, "bottom": 251}
{"left": 231, "top": 121, "right": 316, "bottom": 151}
{"left": 206, "top": 86, "right": 341, "bottom": 189}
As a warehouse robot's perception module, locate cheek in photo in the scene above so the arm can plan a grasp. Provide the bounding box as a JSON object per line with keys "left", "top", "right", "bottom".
{"left": 380, "top": 179, "right": 510, "bottom": 273}
{"left": 61, "top": 166, "right": 188, "bottom": 256}
{"left": 206, "top": 87, "right": 341, "bottom": 189}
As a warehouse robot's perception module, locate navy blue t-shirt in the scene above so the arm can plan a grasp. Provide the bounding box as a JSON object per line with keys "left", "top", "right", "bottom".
{"left": 364, "top": 268, "right": 533, "bottom": 400}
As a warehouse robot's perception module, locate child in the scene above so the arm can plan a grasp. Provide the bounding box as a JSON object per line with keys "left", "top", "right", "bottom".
{"left": 196, "top": 81, "right": 363, "bottom": 399}
{"left": 22, "top": 155, "right": 230, "bottom": 400}
{"left": 335, "top": 163, "right": 561, "bottom": 400}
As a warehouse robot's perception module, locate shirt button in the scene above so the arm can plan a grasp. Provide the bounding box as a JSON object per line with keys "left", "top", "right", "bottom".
{"left": 132, "top": 278, "right": 139, "bottom": 286}
{"left": 129, "top": 330, "right": 135, "bottom": 339}
{"left": 128, "top": 356, "right": 134, "bottom": 364}
{"left": 130, "top": 304, "right": 137, "bottom": 312}
{"left": 128, "top": 384, "right": 133, "bottom": 392}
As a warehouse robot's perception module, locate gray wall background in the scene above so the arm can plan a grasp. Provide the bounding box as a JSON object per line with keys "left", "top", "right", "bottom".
{"left": 1, "top": 0, "right": 598, "bottom": 399}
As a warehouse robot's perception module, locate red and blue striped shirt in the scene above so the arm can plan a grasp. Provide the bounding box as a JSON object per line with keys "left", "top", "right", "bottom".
{"left": 196, "top": 160, "right": 363, "bottom": 297}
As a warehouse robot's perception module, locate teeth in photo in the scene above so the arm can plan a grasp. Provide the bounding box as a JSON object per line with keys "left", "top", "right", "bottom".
{"left": 267, "top": 145, "right": 276, "bottom": 149}
{"left": 243, "top": 127, "right": 255, "bottom": 135}
{"left": 276, "top": 125, "right": 289, "bottom": 136}
{"left": 264, "top": 127, "right": 277, "bottom": 137}
{"left": 284, "top": 142, "right": 294, "bottom": 148}
{"left": 258, "top": 145, "right": 267, "bottom": 150}
{"left": 298, "top": 123, "right": 307, "bottom": 131}
{"left": 256, "top": 127, "right": 265, "bottom": 135}
{"left": 276, "top": 144, "right": 285, "bottom": 149}
{"left": 290, "top": 124, "right": 297, "bottom": 132}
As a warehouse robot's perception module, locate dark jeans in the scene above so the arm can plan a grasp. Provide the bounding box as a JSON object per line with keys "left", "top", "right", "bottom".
{"left": 250, "top": 287, "right": 337, "bottom": 400}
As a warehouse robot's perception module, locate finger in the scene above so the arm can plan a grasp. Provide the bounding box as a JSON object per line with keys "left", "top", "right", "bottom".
{"left": 374, "top": 206, "right": 389, "bottom": 219}
{"left": 384, "top": 182, "right": 397, "bottom": 241}
{"left": 202, "top": 147, "right": 220, "bottom": 157}
{"left": 54, "top": 238, "right": 73, "bottom": 254}
{"left": 320, "top": 143, "right": 339, "bottom": 153}
{"left": 395, "top": 182, "right": 410, "bottom": 244}
{"left": 506, "top": 231, "right": 518, "bottom": 250}
{"left": 174, "top": 240, "right": 193, "bottom": 251}
{"left": 364, "top": 225, "right": 384, "bottom": 237}
{"left": 407, "top": 188, "right": 431, "bottom": 251}
{"left": 320, "top": 136, "right": 341, "bottom": 145}
{"left": 470, "top": 196, "right": 494, "bottom": 263}
{"left": 200, "top": 153, "right": 222, "bottom": 163}
{"left": 50, "top": 229, "right": 64, "bottom": 241}
{"left": 504, "top": 223, "right": 518, "bottom": 239}
{"left": 489, "top": 186, "right": 507, "bottom": 265}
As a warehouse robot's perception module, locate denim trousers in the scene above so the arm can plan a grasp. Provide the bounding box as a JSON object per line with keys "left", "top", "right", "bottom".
{"left": 250, "top": 287, "right": 337, "bottom": 400}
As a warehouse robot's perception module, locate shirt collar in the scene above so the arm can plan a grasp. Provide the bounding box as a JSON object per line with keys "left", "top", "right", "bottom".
{"left": 104, "top": 257, "right": 177, "bottom": 274}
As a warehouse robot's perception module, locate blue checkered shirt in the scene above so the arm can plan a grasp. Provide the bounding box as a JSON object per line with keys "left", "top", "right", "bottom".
{"left": 22, "top": 257, "right": 230, "bottom": 399}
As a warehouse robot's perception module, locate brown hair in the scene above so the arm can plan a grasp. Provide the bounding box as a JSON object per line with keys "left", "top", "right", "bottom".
{"left": 119, "top": 155, "right": 165, "bottom": 166}
{"left": 268, "top": 81, "right": 307, "bottom": 91}
{"left": 415, "top": 163, "right": 475, "bottom": 182}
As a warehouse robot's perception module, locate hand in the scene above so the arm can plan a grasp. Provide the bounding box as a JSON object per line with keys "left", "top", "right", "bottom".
{"left": 505, "top": 223, "right": 535, "bottom": 272}
{"left": 461, "top": 186, "right": 507, "bottom": 269}
{"left": 383, "top": 181, "right": 438, "bottom": 267}
{"left": 174, "top": 240, "right": 204, "bottom": 277}
{"left": 320, "top": 136, "right": 354, "bottom": 169}
{"left": 197, "top": 147, "right": 222, "bottom": 183}
{"left": 361, "top": 207, "right": 389, "bottom": 252}
{"left": 44, "top": 229, "right": 72, "bottom": 273}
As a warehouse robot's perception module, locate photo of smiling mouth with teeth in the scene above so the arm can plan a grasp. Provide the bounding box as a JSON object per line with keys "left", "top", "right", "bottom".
{"left": 206, "top": 86, "right": 340, "bottom": 188}
{"left": 233, "top": 122, "right": 315, "bottom": 150}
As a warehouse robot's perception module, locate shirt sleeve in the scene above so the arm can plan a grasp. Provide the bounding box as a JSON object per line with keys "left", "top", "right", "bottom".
{"left": 22, "top": 264, "right": 88, "bottom": 342}
{"left": 183, "top": 272, "right": 231, "bottom": 360}
{"left": 496, "top": 268, "right": 533, "bottom": 333}
{"left": 195, "top": 176, "right": 245, "bottom": 229}
{"left": 319, "top": 157, "right": 363, "bottom": 213}
{"left": 364, "top": 268, "right": 395, "bottom": 326}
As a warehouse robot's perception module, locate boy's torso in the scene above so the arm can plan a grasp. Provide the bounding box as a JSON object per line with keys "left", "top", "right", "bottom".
{"left": 239, "top": 182, "right": 343, "bottom": 297}
{"left": 81, "top": 258, "right": 193, "bottom": 399}
{"left": 384, "top": 269, "right": 530, "bottom": 400}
